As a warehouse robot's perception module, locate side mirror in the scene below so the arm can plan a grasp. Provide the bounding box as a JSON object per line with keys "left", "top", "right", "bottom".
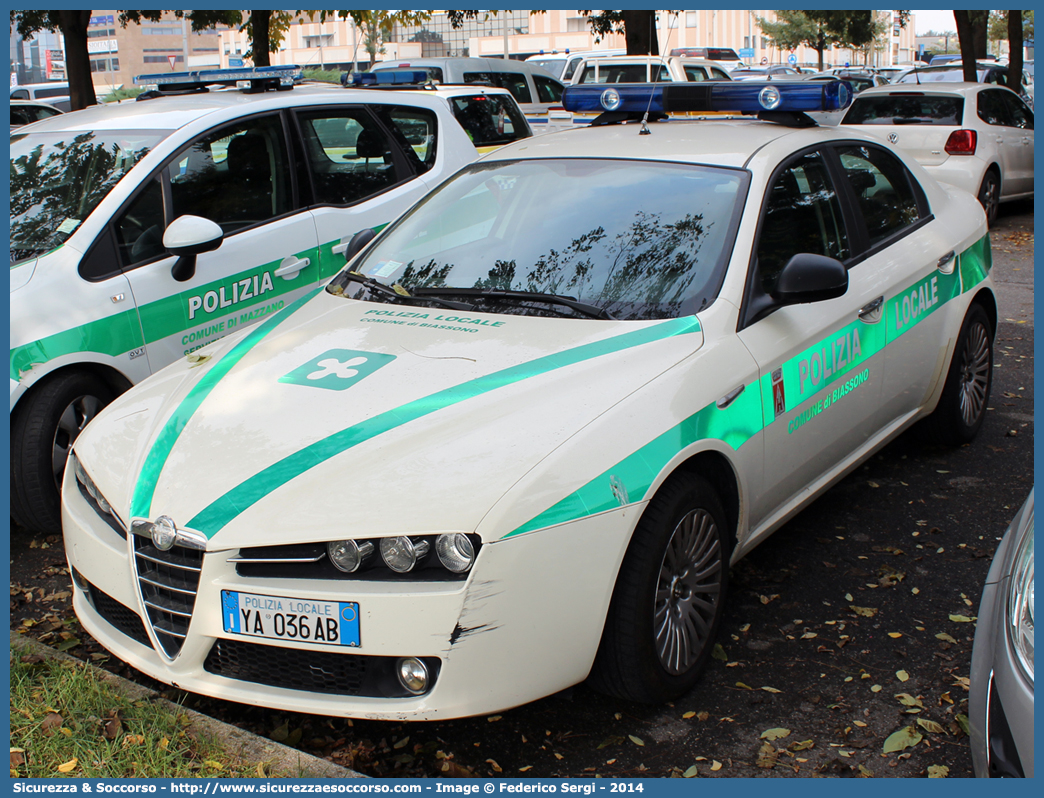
{"left": 163, "top": 215, "right": 224, "bottom": 282}
{"left": 331, "top": 228, "right": 377, "bottom": 266}
{"left": 771, "top": 253, "right": 848, "bottom": 305}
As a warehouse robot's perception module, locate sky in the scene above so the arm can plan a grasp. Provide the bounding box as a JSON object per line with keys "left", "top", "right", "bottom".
{"left": 910, "top": 9, "right": 957, "bottom": 36}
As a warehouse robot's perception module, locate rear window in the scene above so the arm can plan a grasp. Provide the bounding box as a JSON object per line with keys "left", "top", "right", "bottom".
{"left": 842, "top": 94, "right": 963, "bottom": 125}
{"left": 578, "top": 63, "right": 671, "bottom": 84}
{"left": 706, "top": 48, "right": 740, "bottom": 61}
{"left": 34, "top": 86, "right": 68, "bottom": 99}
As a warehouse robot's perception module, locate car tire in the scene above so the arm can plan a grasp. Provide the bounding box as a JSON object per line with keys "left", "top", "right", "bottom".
{"left": 978, "top": 170, "right": 1000, "bottom": 227}
{"left": 10, "top": 371, "right": 114, "bottom": 534}
{"left": 922, "top": 303, "right": 994, "bottom": 446}
{"left": 589, "top": 473, "right": 730, "bottom": 703}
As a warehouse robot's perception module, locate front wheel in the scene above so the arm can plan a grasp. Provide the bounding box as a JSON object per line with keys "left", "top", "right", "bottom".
{"left": 589, "top": 473, "right": 730, "bottom": 704}
{"left": 10, "top": 371, "right": 114, "bottom": 534}
{"left": 922, "top": 303, "right": 993, "bottom": 446}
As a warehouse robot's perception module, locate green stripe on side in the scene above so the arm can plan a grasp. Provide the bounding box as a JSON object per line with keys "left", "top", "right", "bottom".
{"left": 130, "top": 287, "right": 323, "bottom": 520}
{"left": 11, "top": 309, "right": 144, "bottom": 382}
{"left": 959, "top": 233, "right": 992, "bottom": 293}
{"left": 506, "top": 383, "right": 762, "bottom": 539}
{"left": 186, "top": 317, "right": 703, "bottom": 537}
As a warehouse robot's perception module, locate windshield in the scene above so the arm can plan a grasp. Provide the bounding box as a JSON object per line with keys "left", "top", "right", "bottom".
{"left": 449, "top": 94, "right": 531, "bottom": 147}
{"left": 10, "top": 129, "right": 167, "bottom": 264}
{"left": 335, "top": 158, "right": 747, "bottom": 320}
{"left": 528, "top": 58, "right": 565, "bottom": 79}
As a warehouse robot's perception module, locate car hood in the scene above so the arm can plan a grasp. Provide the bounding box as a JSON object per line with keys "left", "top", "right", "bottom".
{"left": 76, "top": 290, "right": 704, "bottom": 549}
{"left": 10, "top": 258, "right": 37, "bottom": 291}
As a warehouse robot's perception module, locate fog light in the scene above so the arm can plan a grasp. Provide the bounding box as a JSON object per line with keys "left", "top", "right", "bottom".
{"left": 436, "top": 533, "right": 475, "bottom": 573}
{"left": 397, "top": 657, "right": 429, "bottom": 694}
{"left": 380, "top": 537, "right": 430, "bottom": 573}
{"left": 328, "top": 540, "right": 374, "bottom": 573}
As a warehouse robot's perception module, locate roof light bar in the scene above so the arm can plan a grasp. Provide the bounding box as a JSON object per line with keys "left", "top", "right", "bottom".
{"left": 133, "top": 64, "right": 301, "bottom": 90}
{"left": 561, "top": 80, "right": 853, "bottom": 116}
{"left": 348, "top": 70, "right": 432, "bottom": 87}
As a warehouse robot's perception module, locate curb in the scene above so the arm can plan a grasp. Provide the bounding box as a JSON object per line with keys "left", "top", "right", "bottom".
{"left": 11, "top": 631, "right": 364, "bottom": 779}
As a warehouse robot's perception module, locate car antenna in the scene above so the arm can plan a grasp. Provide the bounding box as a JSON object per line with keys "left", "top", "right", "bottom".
{"left": 641, "top": 11, "right": 679, "bottom": 134}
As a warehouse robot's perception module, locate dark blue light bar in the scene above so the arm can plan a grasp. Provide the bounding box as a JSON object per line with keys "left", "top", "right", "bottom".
{"left": 561, "top": 80, "right": 853, "bottom": 115}
{"left": 350, "top": 70, "right": 431, "bottom": 87}
{"left": 133, "top": 64, "right": 301, "bottom": 87}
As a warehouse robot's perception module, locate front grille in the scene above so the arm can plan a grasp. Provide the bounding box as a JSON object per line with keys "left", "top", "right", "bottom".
{"left": 203, "top": 638, "right": 439, "bottom": 698}
{"left": 133, "top": 536, "right": 203, "bottom": 657}
{"left": 87, "top": 582, "right": 151, "bottom": 647}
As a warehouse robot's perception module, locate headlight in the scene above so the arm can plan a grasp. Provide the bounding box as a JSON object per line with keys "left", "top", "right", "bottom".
{"left": 436, "top": 532, "right": 476, "bottom": 573}
{"left": 72, "top": 454, "right": 113, "bottom": 516}
{"left": 1007, "top": 525, "right": 1034, "bottom": 681}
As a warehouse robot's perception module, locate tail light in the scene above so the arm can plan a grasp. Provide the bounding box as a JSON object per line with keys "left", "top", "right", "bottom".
{"left": 944, "top": 129, "right": 977, "bottom": 155}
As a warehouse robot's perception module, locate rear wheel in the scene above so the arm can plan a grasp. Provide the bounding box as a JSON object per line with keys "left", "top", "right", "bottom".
{"left": 922, "top": 303, "right": 993, "bottom": 445}
{"left": 978, "top": 170, "right": 1000, "bottom": 227}
{"left": 589, "top": 473, "right": 730, "bottom": 703}
{"left": 10, "top": 371, "right": 114, "bottom": 534}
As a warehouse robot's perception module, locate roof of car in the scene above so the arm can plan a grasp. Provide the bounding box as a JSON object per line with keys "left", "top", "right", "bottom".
{"left": 481, "top": 117, "right": 871, "bottom": 169}
{"left": 855, "top": 81, "right": 990, "bottom": 98}
{"left": 10, "top": 86, "right": 451, "bottom": 135}
{"left": 372, "top": 57, "right": 550, "bottom": 76}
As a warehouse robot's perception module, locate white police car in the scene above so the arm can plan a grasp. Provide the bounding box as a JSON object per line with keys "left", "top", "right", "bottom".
{"left": 10, "top": 65, "right": 479, "bottom": 534}
{"left": 63, "top": 81, "right": 996, "bottom": 720}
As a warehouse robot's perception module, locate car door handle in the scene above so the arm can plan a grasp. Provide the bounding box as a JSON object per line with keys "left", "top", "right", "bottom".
{"left": 858, "top": 296, "right": 884, "bottom": 322}
{"left": 274, "top": 256, "right": 311, "bottom": 279}
{"left": 937, "top": 250, "right": 956, "bottom": 274}
{"left": 716, "top": 384, "right": 745, "bottom": 409}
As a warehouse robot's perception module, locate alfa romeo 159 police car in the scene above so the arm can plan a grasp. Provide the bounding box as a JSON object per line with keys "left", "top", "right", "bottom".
{"left": 63, "top": 81, "right": 997, "bottom": 720}
{"left": 11, "top": 66, "right": 480, "bottom": 534}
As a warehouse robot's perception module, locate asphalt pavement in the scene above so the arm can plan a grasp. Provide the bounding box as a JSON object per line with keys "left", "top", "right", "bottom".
{"left": 9, "top": 200, "right": 1033, "bottom": 778}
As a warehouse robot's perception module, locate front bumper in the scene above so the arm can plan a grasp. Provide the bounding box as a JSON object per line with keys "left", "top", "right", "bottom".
{"left": 62, "top": 465, "right": 637, "bottom": 720}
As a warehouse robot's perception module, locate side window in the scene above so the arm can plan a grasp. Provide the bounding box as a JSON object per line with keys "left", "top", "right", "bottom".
{"left": 11, "top": 107, "right": 33, "bottom": 126}
{"left": 11, "top": 89, "right": 29, "bottom": 100}
{"left": 491, "top": 72, "right": 533, "bottom": 105}
{"left": 375, "top": 104, "right": 439, "bottom": 174}
{"left": 1002, "top": 92, "right": 1033, "bottom": 129}
{"left": 711, "top": 68, "right": 731, "bottom": 80}
{"left": 755, "top": 151, "right": 850, "bottom": 295}
{"left": 463, "top": 71, "right": 494, "bottom": 85}
{"left": 836, "top": 145, "right": 923, "bottom": 248}
{"left": 169, "top": 114, "right": 291, "bottom": 234}
{"left": 533, "top": 74, "right": 563, "bottom": 103}
{"left": 297, "top": 109, "right": 407, "bottom": 205}
{"left": 114, "top": 177, "right": 166, "bottom": 267}
{"left": 977, "top": 90, "right": 1011, "bottom": 126}
{"left": 683, "top": 66, "right": 708, "bottom": 82}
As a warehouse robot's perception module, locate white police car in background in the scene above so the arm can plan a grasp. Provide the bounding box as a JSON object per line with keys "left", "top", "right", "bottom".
{"left": 10, "top": 65, "right": 480, "bottom": 535}
{"left": 63, "top": 81, "right": 997, "bottom": 719}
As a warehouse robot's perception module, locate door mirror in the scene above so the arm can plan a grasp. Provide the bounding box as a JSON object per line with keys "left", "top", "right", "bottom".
{"left": 163, "top": 215, "right": 224, "bottom": 282}
{"left": 771, "top": 253, "right": 848, "bottom": 305}
{"left": 335, "top": 228, "right": 377, "bottom": 265}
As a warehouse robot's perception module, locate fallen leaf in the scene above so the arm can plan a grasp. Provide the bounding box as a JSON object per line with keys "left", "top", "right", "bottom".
{"left": 10, "top": 749, "right": 25, "bottom": 768}
{"left": 683, "top": 765, "right": 698, "bottom": 778}
{"left": 883, "top": 726, "right": 923, "bottom": 754}
{"left": 57, "top": 759, "right": 78, "bottom": 773}
{"left": 487, "top": 715, "right": 502, "bottom": 722}
{"left": 789, "top": 740, "right": 814, "bottom": 751}
{"left": 735, "top": 682, "right": 753, "bottom": 690}
{"left": 756, "top": 742, "right": 778, "bottom": 769}
{"left": 888, "top": 632, "right": 903, "bottom": 638}
{"left": 518, "top": 766, "right": 532, "bottom": 772}
{"left": 486, "top": 759, "right": 502, "bottom": 773}
{"left": 393, "top": 737, "right": 410, "bottom": 750}
{"left": 917, "top": 719, "right": 946, "bottom": 735}
{"left": 927, "top": 764, "right": 949, "bottom": 778}
{"left": 896, "top": 670, "right": 910, "bottom": 682}
{"left": 761, "top": 727, "right": 791, "bottom": 741}
{"left": 936, "top": 632, "right": 958, "bottom": 644}
{"left": 628, "top": 735, "right": 645, "bottom": 747}
{"left": 711, "top": 644, "right": 728, "bottom": 661}
{"left": 710, "top": 760, "right": 722, "bottom": 771}
{"left": 850, "top": 605, "right": 877, "bottom": 617}
{"left": 760, "top": 686, "right": 782, "bottom": 693}
{"left": 949, "top": 614, "right": 975, "bottom": 623}
{"left": 40, "top": 712, "right": 63, "bottom": 737}
{"left": 203, "top": 761, "right": 223, "bottom": 771}
{"left": 697, "top": 711, "right": 709, "bottom": 721}
{"left": 870, "top": 684, "right": 882, "bottom": 693}
{"left": 682, "top": 711, "right": 696, "bottom": 719}
{"left": 895, "top": 693, "right": 924, "bottom": 708}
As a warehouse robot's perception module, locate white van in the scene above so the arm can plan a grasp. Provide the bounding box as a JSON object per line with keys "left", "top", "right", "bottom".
{"left": 10, "top": 82, "right": 71, "bottom": 112}
{"left": 525, "top": 49, "right": 626, "bottom": 83}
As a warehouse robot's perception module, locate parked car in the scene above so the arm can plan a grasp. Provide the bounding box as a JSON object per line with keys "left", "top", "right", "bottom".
{"left": 800, "top": 73, "right": 890, "bottom": 125}
{"left": 525, "top": 49, "right": 625, "bottom": 82}
{"left": 730, "top": 65, "right": 803, "bottom": 80}
{"left": 369, "top": 57, "right": 567, "bottom": 131}
{"left": 64, "top": 80, "right": 996, "bottom": 721}
{"left": 10, "top": 65, "right": 481, "bottom": 534}
{"left": 969, "top": 490, "right": 1034, "bottom": 777}
{"left": 571, "top": 55, "right": 733, "bottom": 85}
{"left": 897, "top": 63, "right": 1033, "bottom": 107}
{"left": 668, "top": 47, "right": 744, "bottom": 71}
{"left": 841, "top": 83, "right": 1033, "bottom": 225}
{"left": 10, "top": 81, "right": 71, "bottom": 112}
{"left": 10, "top": 98, "right": 64, "bottom": 130}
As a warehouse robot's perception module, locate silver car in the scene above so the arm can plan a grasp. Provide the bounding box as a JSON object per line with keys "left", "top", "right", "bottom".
{"left": 969, "top": 490, "right": 1034, "bottom": 777}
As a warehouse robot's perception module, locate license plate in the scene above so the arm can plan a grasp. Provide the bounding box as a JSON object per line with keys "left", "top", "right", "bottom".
{"left": 221, "top": 590, "right": 359, "bottom": 647}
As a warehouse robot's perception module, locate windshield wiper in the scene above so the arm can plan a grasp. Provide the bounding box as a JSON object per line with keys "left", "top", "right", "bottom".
{"left": 410, "top": 287, "right": 615, "bottom": 320}
{"left": 330, "top": 272, "right": 476, "bottom": 311}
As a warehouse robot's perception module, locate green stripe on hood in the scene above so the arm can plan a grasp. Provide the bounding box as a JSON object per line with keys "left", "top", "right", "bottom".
{"left": 185, "top": 317, "right": 703, "bottom": 537}
{"left": 130, "top": 287, "right": 323, "bottom": 520}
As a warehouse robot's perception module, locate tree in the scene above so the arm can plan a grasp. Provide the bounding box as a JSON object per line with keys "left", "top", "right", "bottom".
{"left": 12, "top": 11, "right": 94, "bottom": 110}
{"left": 757, "top": 11, "right": 877, "bottom": 71}
{"left": 954, "top": 11, "right": 990, "bottom": 80}
{"left": 1008, "top": 11, "right": 1025, "bottom": 97}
